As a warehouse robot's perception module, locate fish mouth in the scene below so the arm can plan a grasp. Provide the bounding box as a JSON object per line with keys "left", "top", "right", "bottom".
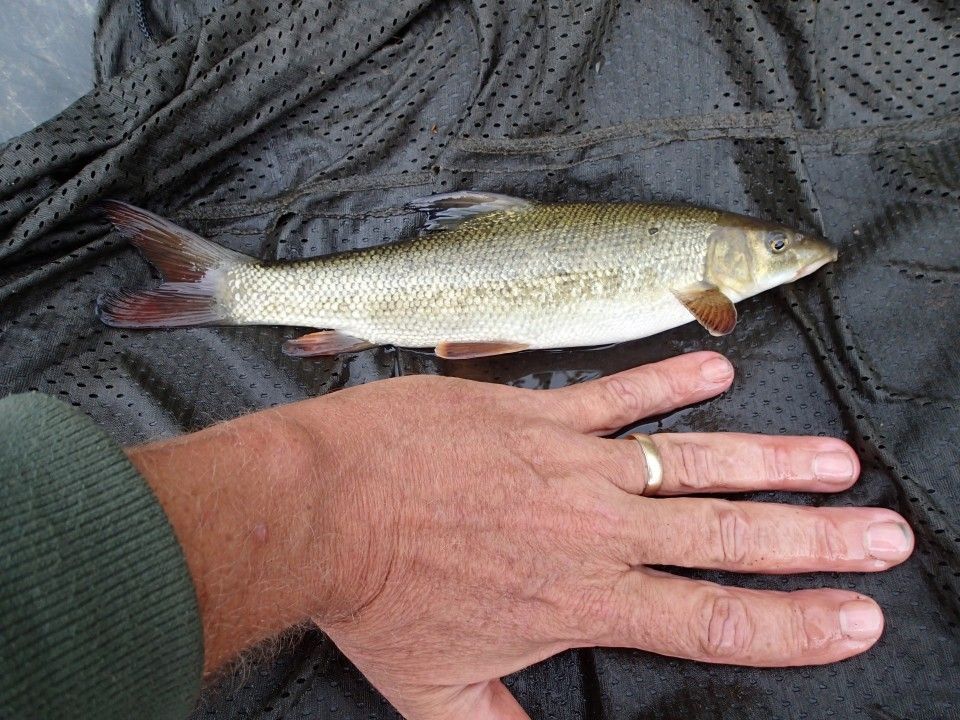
{"left": 794, "top": 247, "right": 839, "bottom": 280}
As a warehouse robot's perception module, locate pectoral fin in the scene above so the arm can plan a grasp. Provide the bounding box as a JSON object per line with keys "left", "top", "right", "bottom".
{"left": 435, "top": 340, "right": 529, "bottom": 359}
{"left": 282, "top": 331, "right": 375, "bottom": 357}
{"left": 672, "top": 283, "right": 738, "bottom": 336}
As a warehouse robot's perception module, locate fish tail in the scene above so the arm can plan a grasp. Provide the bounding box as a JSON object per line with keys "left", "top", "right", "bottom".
{"left": 96, "top": 200, "right": 252, "bottom": 328}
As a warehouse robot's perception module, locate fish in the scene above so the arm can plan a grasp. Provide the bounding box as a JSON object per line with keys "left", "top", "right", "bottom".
{"left": 95, "top": 192, "right": 838, "bottom": 359}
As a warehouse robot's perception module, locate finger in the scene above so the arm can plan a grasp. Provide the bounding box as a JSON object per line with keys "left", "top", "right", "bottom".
{"left": 545, "top": 351, "right": 735, "bottom": 435}
{"left": 602, "top": 432, "right": 860, "bottom": 495}
{"left": 623, "top": 498, "right": 913, "bottom": 573}
{"left": 396, "top": 680, "right": 531, "bottom": 720}
{"left": 597, "top": 570, "right": 885, "bottom": 666}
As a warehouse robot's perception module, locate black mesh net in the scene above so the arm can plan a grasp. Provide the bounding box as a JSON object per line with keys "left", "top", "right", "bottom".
{"left": 1, "top": 1, "right": 957, "bottom": 717}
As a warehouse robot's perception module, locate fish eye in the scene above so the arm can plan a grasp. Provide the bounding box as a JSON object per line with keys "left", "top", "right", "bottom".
{"left": 768, "top": 232, "right": 788, "bottom": 253}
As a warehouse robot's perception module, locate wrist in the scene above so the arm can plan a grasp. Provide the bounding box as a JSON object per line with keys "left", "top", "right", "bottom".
{"left": 128, "top": 408, "right": 332, "bottom": 672}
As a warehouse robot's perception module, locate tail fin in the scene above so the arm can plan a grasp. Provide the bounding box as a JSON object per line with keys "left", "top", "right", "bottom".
{"left": 97, "top": 201, "right": 252, "bottom": 328}
{"left": 97, "top": 286, "right": 225, "bottom": 327}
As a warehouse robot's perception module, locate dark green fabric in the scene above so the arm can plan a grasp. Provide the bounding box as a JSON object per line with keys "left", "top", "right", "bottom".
{"left": 0, "top": 393, "right": 202, "bottom": 720}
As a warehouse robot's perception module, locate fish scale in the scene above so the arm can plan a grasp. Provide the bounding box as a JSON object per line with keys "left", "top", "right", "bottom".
{"left": 224, "top": 203, "right": 722, "bottom": 348}
{"left": 96, "top": 194, "right": 837, "bottom": 358}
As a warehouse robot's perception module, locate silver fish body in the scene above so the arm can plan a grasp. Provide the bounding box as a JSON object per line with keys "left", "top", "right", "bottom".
{"left": 97, "top": 193, "right": 838, "bottom": 358}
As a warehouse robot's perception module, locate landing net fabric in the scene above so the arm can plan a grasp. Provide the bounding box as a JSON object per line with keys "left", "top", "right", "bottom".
{"left": 0, "top": 1, "right": 957, "bottom": 717}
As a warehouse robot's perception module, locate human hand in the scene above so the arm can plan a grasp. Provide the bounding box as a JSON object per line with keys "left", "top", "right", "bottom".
{"left": 130, "top": 351, "right": 913, "bottom": 720}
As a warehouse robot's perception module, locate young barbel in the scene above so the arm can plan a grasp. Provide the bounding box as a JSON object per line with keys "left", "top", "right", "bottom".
{"left": 97, "top": 192, "right": 837, "bottom": 359}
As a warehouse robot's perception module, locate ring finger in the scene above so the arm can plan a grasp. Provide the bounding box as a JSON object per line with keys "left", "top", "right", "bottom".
{"left": 602, "top": 432, "right": 861, "bottom": 496}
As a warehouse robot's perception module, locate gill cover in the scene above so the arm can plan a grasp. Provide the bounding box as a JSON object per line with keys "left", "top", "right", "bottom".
{"left": 705, "top": 225, "right": 755, "bottom": 294}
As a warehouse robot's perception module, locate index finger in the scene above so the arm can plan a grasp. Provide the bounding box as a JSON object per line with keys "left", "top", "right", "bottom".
{"left": 546, "top": 352, "right": 735, "bottom": 435}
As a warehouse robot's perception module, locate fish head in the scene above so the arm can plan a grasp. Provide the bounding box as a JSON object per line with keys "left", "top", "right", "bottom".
{"left": 705, "top": 217, "right": 838, "bottom": 299}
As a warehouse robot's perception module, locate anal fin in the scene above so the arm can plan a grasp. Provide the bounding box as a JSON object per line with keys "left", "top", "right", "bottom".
{"left": 282, "top": 331, "right": 375, "bottom": 357}
{"left": 671, "top": 282, "right": 737, "bottom": 336}
{"left": 435, "top": 341, "right": 529, "bottom": 359}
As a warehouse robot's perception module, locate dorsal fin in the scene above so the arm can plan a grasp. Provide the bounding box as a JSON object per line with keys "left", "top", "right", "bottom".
{"left": 407, "top": 191, "right": 534, "bottom": 232}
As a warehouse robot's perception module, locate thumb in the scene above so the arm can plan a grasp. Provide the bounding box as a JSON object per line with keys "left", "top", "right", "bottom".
{"left": 402, "top": 680, "right": 531, "bottom": 720}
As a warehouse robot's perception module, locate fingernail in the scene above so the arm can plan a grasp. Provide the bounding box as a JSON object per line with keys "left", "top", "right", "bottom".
{"left": 700, "top": 357, "right": 733, "bottom": 383}
{"left": 839, "top": 600, "right": 883, "bottom": 640}
{"left": 865, "top": 522, "right": 912, "bottom": 561}
{"left": 813, "top": 452, "right": 855, "bottom": 483}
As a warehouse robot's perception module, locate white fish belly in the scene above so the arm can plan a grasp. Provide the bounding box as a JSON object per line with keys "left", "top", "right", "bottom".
{"left": 533, "top": 295, "right": 698, "bottom": 348}
{"left": 314, "top": 292, "right": 698, "bottom": 349}
{"left": 224, "top": 263, "right": 703, "bottom": 349}
{"left": 470, "top": 294, "right": 698, "bottom": 349}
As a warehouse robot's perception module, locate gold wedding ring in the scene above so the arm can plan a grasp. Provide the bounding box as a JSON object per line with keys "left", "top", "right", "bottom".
{"left": 628, "top": 433, "right": 663, "bottom": 496}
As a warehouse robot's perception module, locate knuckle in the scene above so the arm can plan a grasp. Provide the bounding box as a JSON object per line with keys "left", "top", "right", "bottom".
{"left": 600, "top": 376, "right": 649, "bottom": 426}
{"left": 710, "top": 502, "right": 751, "bottom": 564}
{"left": 581, "top": 586, "right": 619, "bottom": 625}
{"left": 516, "top": 424, "right": 553, "bottom": 469}
{"left": 562, "top": 488, "right": 631, "bottom": 562}
{"left": 807, "top": 515, "right": 848, "bottom": 560}
{"left": 784, "top": 601, "right": 820, "bottom": 654}
{"left": 604, "top": 498, "right": 637, "bottom": 542}
{"left": 651, "top": 366, "right": 692, "bottom": 403}
{"left": 760, "top": 443, "right": 795, "bottom": 484}
{"left": 666, "top": 440, "right": 722, "bottom": 490}
{"left": 561, "top": 584, "right": 620, "bottom": 640}
{"left": 594, "top": 495, "right": 642, "bottom": 555}
{"left": 694, "top": 591, "right": 755, "bottom": 658}
{"left": 597, "top": 440, "right": 648, "bottom": 495}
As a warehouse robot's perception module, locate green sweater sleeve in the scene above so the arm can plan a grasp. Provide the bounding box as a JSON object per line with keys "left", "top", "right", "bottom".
{"left": 0, "top": 393, "right": 203, "bottom": 719}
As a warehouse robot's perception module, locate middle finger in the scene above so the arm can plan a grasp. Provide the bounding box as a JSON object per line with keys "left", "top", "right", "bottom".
{"left": 621, "top": 497, "right": 913, "bottom": 573}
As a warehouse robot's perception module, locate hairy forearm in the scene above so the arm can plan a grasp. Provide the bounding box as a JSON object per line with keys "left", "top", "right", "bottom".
{"left": 127, "top": 409, "right": 332, "bottom": 674}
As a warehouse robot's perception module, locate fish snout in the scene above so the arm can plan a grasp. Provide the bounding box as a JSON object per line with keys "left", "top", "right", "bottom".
{"left": 793, "top": 240, "right": 838, "bottom": 280}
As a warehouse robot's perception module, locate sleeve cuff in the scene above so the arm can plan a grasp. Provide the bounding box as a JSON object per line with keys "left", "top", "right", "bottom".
{"left": 0, "top": 393, "right": 203, "bottom": 720}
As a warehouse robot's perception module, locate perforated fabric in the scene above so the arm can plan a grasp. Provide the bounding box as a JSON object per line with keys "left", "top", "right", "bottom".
{"left": 0, "top": 1, "right": 958, "bottom": 718}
